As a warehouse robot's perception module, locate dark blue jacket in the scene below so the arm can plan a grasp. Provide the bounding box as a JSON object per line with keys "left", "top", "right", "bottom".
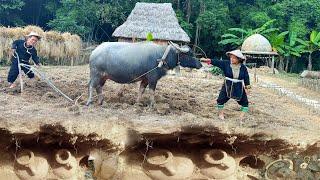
{"left": 210, "top": 59, "right": 250, "bottom": 86}
{"left": 11, "top": 39, "right": 40, "bottom": 65}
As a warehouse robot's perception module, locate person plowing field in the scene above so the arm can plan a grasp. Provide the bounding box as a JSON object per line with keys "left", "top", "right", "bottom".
{"left": 7, "top": 31, "right": 42, "bottom": 88}
{"left": 201, "top": 50, "right": 251, "bottom": 120}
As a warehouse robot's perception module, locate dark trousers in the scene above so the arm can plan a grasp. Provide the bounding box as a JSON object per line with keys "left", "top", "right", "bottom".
{"left": 7, "top": 58, "right": 34, "bottom": 83}
{"left": 217, "top": 85, "right": 249, "bottom": 107}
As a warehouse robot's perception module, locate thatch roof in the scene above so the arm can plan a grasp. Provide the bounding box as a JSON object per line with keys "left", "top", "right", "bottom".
{"left": 112, "top": 2, "right": 190, "bottom": 42}
{"left": 241, "top": 34, "right": 277, "bottom": 55}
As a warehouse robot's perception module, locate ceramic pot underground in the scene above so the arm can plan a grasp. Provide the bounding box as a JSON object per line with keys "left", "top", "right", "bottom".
{"left": 200, "top": 149, "right": 237, "bottom": 180}
{"left": 52, "top": 149, "right": 78, "bottom": 179}
{"left": 144, "top": 149, "right": 194, "bottom": 180}
{"left": 14, "top": 149, "right": 49, "bottom": 180}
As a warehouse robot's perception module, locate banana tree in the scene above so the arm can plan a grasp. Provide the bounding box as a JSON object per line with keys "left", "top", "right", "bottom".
{"left": 219, "top": 19, "right": 278, "bottom": 48}
{"left": 304, "top": 31, "right": 320, "bottom": 70}
{"left": 267, "top": 31, "right": 288, "bottom": 72}
{"left": 219, "top": 29, "right": 247, "bottom": 48}
{"left": 267, "top": 31, "right": 306, "bottom": 72}
{"left": 282, "top": 31, "right": 307, "bottom": 72}
{"left": 267, "top": 31, "right": 288, "bottom": 54}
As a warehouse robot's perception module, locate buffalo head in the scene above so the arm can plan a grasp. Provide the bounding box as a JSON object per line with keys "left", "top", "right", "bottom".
{"left": 169, "top": 42, "right": 202, "bottom": 69}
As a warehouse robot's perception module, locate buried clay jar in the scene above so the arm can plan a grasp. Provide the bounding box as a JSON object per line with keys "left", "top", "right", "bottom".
{"left": 14, "top": 149, "right": 49, "bottom": 180}
{"left": 200, "top": 149, "right": 237, "bottom": 180}
{"left": 52, "top": 149, "right": 78, "bottom": 179}
{"left": 144, "top": 149, "right": 194, "bottom": 180}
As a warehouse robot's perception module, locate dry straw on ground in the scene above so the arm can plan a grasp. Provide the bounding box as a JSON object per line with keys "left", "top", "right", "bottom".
{"left": 0, "top": 26, "right": 82, "bottom": 65}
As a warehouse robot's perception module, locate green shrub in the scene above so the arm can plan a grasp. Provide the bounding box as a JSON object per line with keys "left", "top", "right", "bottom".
{"left": 209, "top": 66, "right": 223, "bottom": 76}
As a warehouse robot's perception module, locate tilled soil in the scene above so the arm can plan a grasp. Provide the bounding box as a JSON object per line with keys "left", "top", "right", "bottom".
{"left": 0, "top": 65, "right": 319, "bottom": 179}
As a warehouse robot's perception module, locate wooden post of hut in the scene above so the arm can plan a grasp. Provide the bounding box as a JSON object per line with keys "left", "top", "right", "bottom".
{"left": 271, "top": 56, "right": 275, "bottom": 74}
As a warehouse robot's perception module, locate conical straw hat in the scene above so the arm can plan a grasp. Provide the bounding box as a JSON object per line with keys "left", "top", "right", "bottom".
{"left": 226, "top": 49, "right": 246, "bottom": 60}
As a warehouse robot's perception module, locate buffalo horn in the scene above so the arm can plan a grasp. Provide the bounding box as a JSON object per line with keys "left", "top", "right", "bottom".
{"left": 168, "top": 41, "right": 189, "bottom": 53}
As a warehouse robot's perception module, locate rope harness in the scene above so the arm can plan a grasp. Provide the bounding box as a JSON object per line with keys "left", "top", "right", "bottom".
{"left": 13, "top": 51, "right": 74, "bottom": 102}
{"left": 13, "top": 51, "right": 24, "bottom": 92}
{"left": 23, "top": 42, "right": 33, "bottom": 55}
{"left": 128, "top": 44, "right": 176, "bottom": 83}
{"left": 20, "top": 64, "right": 74, "bottom": 102}
{"left": 224, "top": 77, "right": 245, "bottom": 101}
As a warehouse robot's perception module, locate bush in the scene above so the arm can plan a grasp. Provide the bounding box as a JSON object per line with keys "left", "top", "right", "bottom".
{"left": 209, "top": 66, "right": 223, "bottom": 76}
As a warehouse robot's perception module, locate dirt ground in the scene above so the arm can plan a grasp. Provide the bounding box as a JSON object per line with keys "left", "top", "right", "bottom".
{"left": 0, "top": 65, "right": 319, "bottom": 179}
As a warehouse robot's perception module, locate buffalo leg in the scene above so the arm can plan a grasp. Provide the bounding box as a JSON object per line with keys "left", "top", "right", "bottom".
{"left": 148, "top": 81, "right": 157, "bottom": 107}
{"left": 86, "top": 79, "right": 95, "bottom": 106}
{"left": 96, "top": 85, "right": 103, "bottom": 105}
{"left": 136, "top": 78, "right": 148, "bottom": 103}
{"left": 97, "top": 76, "right": 107, "bottom": 105}
{"left": 86, "top": 74, "right": 102, "bottom": 106}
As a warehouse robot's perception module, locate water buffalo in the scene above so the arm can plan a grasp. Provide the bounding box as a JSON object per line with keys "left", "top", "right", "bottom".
{"left": 86, "top": 41, "right": 202, "bottom": 106}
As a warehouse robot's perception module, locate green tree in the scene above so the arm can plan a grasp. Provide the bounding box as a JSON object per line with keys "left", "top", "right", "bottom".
{"left": 176, "top": 10, "right": 193, "bottom": 38}
{"left": 267, "top": 31, "right": 306, "bottom": 72}
{"left": 303, "top": 31, "right": 320, "bottom": 70}
{"left": 47, "top": 0, "right": 139, "bottom": 41}
{"left": 267, "top": 31, "right": 288, "bottom": 71}
{"left": 269, "top": 0, "right": 320, "bottom": 37}
{"left": 47, "top": 0, "right": 100, "bottom": 41}
{"left": 282, "top": 32, "right": 307, "bottom": 72}
{"left": 0, "top": 0, "right": 25, "bottom": 26}
{"left": 267, "top": 31, "right": 288, "bottom": 55}
{"left": 241, "top": 11, "right": 271, "bottom": 28}
{"left": 219, "top": 19, "right": 278, "bottom": 48}
{"left": 195, "top": 0, "right": 232, "bottom": 55}
{"left": 97, "top": 3, "right": 128, "bottom": 28}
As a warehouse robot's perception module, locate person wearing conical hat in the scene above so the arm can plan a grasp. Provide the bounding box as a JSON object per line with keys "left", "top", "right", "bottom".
{"left": 7, "top": 31, "right": 42, "bottom": 88}
{"left": 201, "top": 50, "right": 251, "bottom": 120}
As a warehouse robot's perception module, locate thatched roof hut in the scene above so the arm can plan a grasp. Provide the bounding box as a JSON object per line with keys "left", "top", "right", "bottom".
{"left": 112, "top": 2, "right": 190, "bottom": 43}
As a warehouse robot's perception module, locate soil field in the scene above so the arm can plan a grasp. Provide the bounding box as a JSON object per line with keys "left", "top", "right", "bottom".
{"left": 0, "top": 65, "right": 319, "bottom": 179}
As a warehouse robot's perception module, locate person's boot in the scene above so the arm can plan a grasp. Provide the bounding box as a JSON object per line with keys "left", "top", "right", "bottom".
{"left": 217, "top": 104, "right": 225, "bottom": 120}
{"left": 240, "top": 106, "right": 249, "bottom": 120}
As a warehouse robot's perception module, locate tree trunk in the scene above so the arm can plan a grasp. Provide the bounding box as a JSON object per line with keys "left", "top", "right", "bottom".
{"left": 290, "top": 57, "right": 296, "bottom": 73}
{"left": 285, "top": 57, "right": 289, "bottom": 72}
{"left": 194, "top": 23, "right": 200, "bottom": 51}
{"left": 177, "top": 0, "right": 180, "bottom": 10}
{"left": 193, "top": 0, "right": 204, "bottom": 51}
{"left": 278, "top": 56, "right": 284, "bottom": 72}
{"left": 308, "top": 52, "right": 312, "bottom": 71}
{"left": 186, "top": 0, "right": 191, "bottom": 23}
